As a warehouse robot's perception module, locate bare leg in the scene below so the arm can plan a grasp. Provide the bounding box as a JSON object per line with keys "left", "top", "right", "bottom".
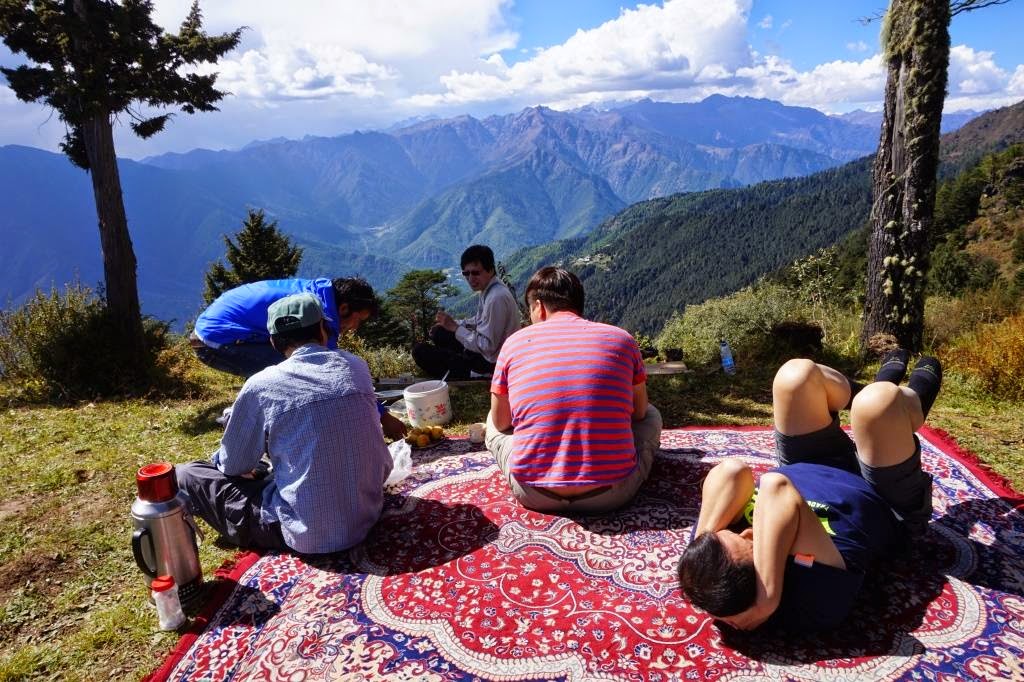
{"left": 850, "top": 382, "right": 932, "bottom": 534}
{"left": 850, "top": 382, "right": 923, "bottom": 468}
{"left": 772, "top": 359, "right": 852, "bottom": 436}
{"left": 694, "top": 459, "right": 755, "bottom": 535}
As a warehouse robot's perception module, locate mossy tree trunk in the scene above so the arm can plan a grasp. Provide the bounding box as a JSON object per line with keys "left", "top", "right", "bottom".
{"left": 861, "top": 0, "right": 950, "bottom": 353}
{"left": 80, "top": 112, "right": 148, "bottom": 374}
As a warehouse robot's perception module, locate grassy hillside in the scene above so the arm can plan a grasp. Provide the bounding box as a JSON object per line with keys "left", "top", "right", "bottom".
{"left": 0, "top": 340, "right": 1021, "bottom": 680}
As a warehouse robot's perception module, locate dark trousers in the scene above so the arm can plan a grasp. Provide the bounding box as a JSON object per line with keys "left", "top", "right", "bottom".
{"left": 175, "top": 460, "right": 286, "bottom": 551}
{"left": 412, "top": 326, "right": 495, "bottom": 379}
{"left": 190, "top": 333, "right": 284, "bottom": 378}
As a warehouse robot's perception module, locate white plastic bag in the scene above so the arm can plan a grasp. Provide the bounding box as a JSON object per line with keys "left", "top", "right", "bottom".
{"left": 385, "top": 439, "right": 413, "bottom": 487}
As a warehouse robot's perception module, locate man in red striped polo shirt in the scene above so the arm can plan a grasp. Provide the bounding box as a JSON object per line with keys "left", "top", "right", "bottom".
{"left": 485, "top": 267, "right": 663, "bottom": 513}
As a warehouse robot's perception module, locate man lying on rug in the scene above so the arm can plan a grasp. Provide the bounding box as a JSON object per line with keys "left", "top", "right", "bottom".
{"left": 485, "top": 266, "right": 663, "bottom": 514}
{"left": 677, "top": 353, "right": 943, "bottom": 631}
{"left": 177, "top": 293, "right": 393, "bottom": 554}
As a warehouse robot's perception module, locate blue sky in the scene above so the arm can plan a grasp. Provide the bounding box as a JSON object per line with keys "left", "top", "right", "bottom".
{"left": 1, "top": 0, "right": 1021, "bottom": 158}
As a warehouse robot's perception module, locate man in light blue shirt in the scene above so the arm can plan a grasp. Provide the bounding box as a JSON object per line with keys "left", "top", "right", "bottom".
{"left": 177, "top": 293, "right": 393, "bottom": 554}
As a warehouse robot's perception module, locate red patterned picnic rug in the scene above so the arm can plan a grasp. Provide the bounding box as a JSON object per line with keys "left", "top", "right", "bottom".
{"left": 149, "top": 427, "right": 1024, "bottom": 681}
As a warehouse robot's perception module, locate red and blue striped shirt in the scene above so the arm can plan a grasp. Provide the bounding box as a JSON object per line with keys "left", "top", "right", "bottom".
{"left": 491, "top": 311, "right": 647, "bottom": 486}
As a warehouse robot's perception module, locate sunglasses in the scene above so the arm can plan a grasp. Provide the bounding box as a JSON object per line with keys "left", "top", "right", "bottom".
{"left": 462, "top": 269, "right": 483, "bottom": 277}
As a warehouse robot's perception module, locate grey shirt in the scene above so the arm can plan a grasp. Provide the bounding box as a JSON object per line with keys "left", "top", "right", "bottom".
{"left": 455, "top": 278, "right": 521, "bottom": 363}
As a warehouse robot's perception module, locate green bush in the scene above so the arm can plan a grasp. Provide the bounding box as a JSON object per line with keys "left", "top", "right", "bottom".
{"left": 337, "top": 332, "right": 417, "bottom": 379}
{"left": 655, "top": 284, "right": 813, "bottom": 368}
{"left": 0, "top": 283, "right": 169, "bottom": 401}
{"left": 948, "top": 312, "right": 1024, "bottom": 399}
{"left": 1012, "top": 228, "right": 1024, "bottom": 264}
{"left": 924, "top": 284, "right": 1020, "bottom": 350}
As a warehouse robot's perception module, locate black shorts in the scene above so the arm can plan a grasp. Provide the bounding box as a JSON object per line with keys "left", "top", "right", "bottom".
{"left": 774, "top": 415, "right": 933, "bottom": 535}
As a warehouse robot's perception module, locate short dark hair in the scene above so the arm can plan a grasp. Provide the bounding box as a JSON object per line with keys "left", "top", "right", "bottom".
{"left": 461, "top": 245, "right": 495, "bottom": 272}
{"left": 525, "top": 266, "right": 584, "bottom": 315}
{"left": 270, "top": 321, "right": 323, "bottom": 355}
{"left": 677, "top": 531, "right": 757, "bottom": 618}
{"left": 332, "top": 277, "right": 379, "bottom": 317}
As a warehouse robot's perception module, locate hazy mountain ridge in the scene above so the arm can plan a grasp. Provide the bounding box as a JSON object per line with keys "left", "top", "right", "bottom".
{"left": 0, "top": 95, "right": 984, "bottom": 327}
{"left": 504, "top": 100, "right": 1024, "bottom": 334}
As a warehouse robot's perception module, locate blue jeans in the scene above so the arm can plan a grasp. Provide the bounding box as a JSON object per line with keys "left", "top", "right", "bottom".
{"left": 192, "top": 337, "right": 284, "bottom": 378}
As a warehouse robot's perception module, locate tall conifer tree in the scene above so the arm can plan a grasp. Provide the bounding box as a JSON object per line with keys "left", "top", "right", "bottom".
{"left": 0, "top": 0, "right": 241, "bottom": 380}
{"left": 204, "top": 209, "right": 304, "bottom": 303}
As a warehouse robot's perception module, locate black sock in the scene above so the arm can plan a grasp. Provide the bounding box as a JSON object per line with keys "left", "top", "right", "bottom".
{"left": 875, "top": 349, "right": 910, "bottom": 384}
{"left": 843, "top": 377, "right": 865, "bottom": 410}
{"left": 908, "top": 356, "right": 942, "bottom": 419}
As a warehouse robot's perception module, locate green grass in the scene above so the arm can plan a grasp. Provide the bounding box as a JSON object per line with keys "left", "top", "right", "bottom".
{"left": 0, "top": 342, "right": 1021, "bottom": 680}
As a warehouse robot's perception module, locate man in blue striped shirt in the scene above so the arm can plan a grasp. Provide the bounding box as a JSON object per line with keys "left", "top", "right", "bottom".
{"left": 177, "top": 293, "right": 393, "bottom": 554}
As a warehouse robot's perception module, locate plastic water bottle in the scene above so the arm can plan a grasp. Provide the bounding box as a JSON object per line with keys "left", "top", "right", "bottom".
{"left": 151, "top": 574, "right": 187, "bottom": 631}
{"left": 719, "top": 340, "right": 736, "bottom": 375}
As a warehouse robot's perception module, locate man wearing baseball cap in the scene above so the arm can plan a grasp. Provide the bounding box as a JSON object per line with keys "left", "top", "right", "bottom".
{"left": 176, "top": 292, "right": 394, "bottom": 554}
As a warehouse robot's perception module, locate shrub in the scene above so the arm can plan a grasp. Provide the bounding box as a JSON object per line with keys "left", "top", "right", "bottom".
{"left": 924, "top": 284, "right": 1020, "bottom": 349}
{"left": 337, "top": 332, "right": 417, "bottom": 379}
{"left": 1013, "top": 229, "right": 1024, "bottom": 264}
{"left": 0, "top": 283, "right": 170, "bottom": 401}
{"left": 656, "top": 284, "right": 813, "bottom": 368}
{"left": 947, "top": 312, "right": 1024, "bottom": 399}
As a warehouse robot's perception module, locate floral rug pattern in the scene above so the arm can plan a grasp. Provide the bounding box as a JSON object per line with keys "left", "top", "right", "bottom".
{"left": 151, "top": 428, "right": 1024, "bottom": 681}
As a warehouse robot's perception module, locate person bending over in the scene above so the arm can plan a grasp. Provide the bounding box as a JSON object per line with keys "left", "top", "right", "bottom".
{"left": 485, "top": 266, "right": 663, "bottom": 514}
{"left": 677, "top": 352, "right": 942, "bottom": 631}
{"left": 177, "top": 293, "right": 394, "bottom": 554}
{"left": 191, "top": 276, "right": 406, "bottom": 440}
{"left": 412, "top": 244, "right": 520, "bottom": 380}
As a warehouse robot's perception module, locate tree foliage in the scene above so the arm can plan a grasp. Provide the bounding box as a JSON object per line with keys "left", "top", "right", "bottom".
{"left": 204, "top": 208, "right": 304, "bottom": 303}
{"left": 0, "top": 281, "right": 170, "bottom": 400}
{"left": 0, "top": 0, "right": 241, "bottom": 383}
{"left": 385, "top": 269, "right": 457, "bottom": 343}
{"left": 0, "top": 0, "right": 242, "bottom": 169}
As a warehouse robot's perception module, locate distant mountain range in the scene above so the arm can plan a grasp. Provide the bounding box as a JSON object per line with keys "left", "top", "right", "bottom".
{"left": 0, "top": 95, "right": 983, "bottom": 327}
{"left": 503, "top": 100, "right": 1024, "bottom": 334}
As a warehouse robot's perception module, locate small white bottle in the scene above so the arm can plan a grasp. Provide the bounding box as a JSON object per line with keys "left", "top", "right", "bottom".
{"left": 151, "top": 574, "right": 187, "bottom": 631}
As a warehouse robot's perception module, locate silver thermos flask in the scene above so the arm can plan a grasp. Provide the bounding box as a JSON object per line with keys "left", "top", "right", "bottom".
{"left": 131, "top": 462, "right": 203, "bottom": 605}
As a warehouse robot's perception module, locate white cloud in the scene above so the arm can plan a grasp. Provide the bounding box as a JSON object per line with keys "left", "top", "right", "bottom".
{"left": 409, "top": 0, "right": 754, "bottom": 108}
{"left": 151, "top": 0, "right": 516, "bottom": 103}
{"left": 1, "top": 0, "right": 1022, "bottom": 157}
{"left": 1010, "top": 65, "right": 1024, "bottom": 95}
{"left": 948, "top": 45, "right": 1007, "bottom": 95}
{"left": 207, "top": 45, "right": 396, "bottom": 101}
{"left": 735, "top": 54, "right": 886, "bottom": 110}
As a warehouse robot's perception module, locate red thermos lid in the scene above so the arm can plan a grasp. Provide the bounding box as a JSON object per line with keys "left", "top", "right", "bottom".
{"left": 151, "top": 575, "right": 176, "bottom": 592}
{"left": 136, "top": 462, "right": 178, "bottom": 502}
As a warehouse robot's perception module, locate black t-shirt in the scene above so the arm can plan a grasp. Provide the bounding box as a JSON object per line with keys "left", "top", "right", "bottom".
{"left": 750, "top": 463, "right": 901, "bottom": 630}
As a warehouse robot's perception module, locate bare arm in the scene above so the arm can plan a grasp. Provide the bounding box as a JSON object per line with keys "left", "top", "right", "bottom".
{"left": 490, "top": 391, "right": 513, "bottom": 432}
{"left": 632, "top": 383, "right": 649, "bottom": 421}
{"left": 724, "top": 473, "right": 845, "bottom": 630}
{"left": 380, "top": 411, "right": 408, "bottom": 440}
{"left": 694, "top": 460, "right": 755, "bottom": 535}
